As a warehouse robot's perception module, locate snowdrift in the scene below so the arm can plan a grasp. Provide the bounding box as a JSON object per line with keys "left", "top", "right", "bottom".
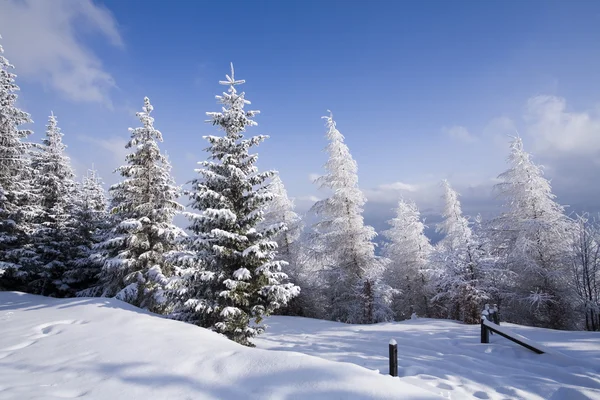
{"left": 255, "top": 316, "right": 600, "bottom": 400}
{"left": 0, "top": 292, "right": 438, "bottom": 399}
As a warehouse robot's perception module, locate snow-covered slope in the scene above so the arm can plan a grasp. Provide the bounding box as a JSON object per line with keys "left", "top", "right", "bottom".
{"left": 255, "top": 316, "right": 600, "bottom": 400}
{"left": 0, "top": 292, "right": 439, "bottom": 399}
{"left": 2, "top": 292, "right": 599, "bottom": 400}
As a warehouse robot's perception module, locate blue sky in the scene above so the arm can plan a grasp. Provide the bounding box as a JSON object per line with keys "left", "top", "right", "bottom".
{"left": 1, "top": 0, "right": 599, "bottom": 232}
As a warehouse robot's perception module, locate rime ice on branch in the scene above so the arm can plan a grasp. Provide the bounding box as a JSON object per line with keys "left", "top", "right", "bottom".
{"left": 310, "top": 112, "right": 391, "bottom": 324}
{"left": 383, "top": 198, "right": 433, "bottom": 320}
{"left": 491, "top": 136, "right": 574, "bottom": 329}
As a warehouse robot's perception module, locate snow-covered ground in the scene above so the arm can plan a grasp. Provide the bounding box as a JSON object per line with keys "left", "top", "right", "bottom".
{"left": 2, "top": 292, "right": 599, "bottom": 400}
{"left": 255, "top": 316, "right": 600, "bottom": 400}
{"left": 0, "top": 292, "right": 438, "bottom": 399}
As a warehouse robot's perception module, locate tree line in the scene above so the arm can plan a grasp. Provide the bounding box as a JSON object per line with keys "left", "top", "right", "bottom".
{"left": 0, "top": 39, "right": 598, "bottom": 348}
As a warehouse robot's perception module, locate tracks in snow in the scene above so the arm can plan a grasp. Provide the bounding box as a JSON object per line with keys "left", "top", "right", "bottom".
{"left": 0, "top": 319, "right": 89, "bottom": 358}
{"left": 0, "top": 317, "right": 91, "bottom": 399}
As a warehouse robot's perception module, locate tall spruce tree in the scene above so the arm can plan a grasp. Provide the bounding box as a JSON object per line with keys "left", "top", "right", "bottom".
{"left": 382, "top": 198, "right": 433, "bottom": 319}
{"left": 66, "top": 168, "right": 109, "bottom": 295}
{"left": 310, "top": 113, "right": 391, "bottom": 324}
{"left": 169, "top": 64, "right": 299, "bottom": 346}
{"left": 27, "top": 113, "right": 79, "bottom": 296}
{"left": 95, "top": 97, "right": 184, "bottom": 313}
{"left": 0, "top": 36, "right": 36, "bottom": 290}
{"left": 492, "top": 137, "right": 574, "bottom": 328}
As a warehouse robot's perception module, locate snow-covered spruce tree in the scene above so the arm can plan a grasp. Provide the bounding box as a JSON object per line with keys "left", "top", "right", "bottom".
{"left": 310, "top": 113, "right": 392, "bottom": 324}
{"left": 64, "top": 168, "right": 110, "bottom": 295}
{"left": 382, "top": 198, "right": 433, "bottom": 320}
{"left": 0, "top": 36, "right": 37, "bottom": 291}
{"left": 94, "top": 97, "right": 184, "bottom": 313}
{"left": 431, "top": 180, "right": 489, "bottom": 324}
{"left": 168, "top": 64, "right": 299, "bottom": 346}
{"left": 260, "top": 174, "right": 305, "bottom": 315}
{"left": 492, "top": 137, "right": 575, "bottom": 329}
{"left": 27, "top": 113, "right": 79, "bottom": 296}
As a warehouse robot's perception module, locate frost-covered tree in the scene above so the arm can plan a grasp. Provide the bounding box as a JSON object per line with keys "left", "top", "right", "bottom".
{"left": 310, "top": 113, "right": 391, "bottom": 324}
{"left": 27, "top": 113, "right": 79, "bottom": 296}
{"left": 65, "top": 168, "right": 109, "bottom": 295}
{"left": 168, "top": 65, "right": 299, "bottom": 346}
{"left": 262, "top": 175, "right": 303, "bottom": 264}
{"left": 260, "top": 174, "right": 305, "bottom": 315}
{"left": 492, "top": 137, "right": 574, "bottom": 329}
{"left": 570, "top": 214, "right": 600, "bottom": 331}
{"left": 432, "top": 180, "right": 489, "bottom": 324}
{"left": 382, "top": 198, "right": 433, "bottom": 320}
{"left": 94, "top": 97, "right": 184, "bottom": 313}
{"left": 0, "top": 36, "right": 37, "bottom": 290}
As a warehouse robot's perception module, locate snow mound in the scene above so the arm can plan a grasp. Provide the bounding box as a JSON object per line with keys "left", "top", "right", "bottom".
{"left": 0, "top": 292, "right": 439, "bottom": 399}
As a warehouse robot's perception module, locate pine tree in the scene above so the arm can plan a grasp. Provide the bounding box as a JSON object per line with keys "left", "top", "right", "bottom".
{"left": 0, "top": 36, "right": 37, "bottom": 290}
{"left": 260, "top": 174, "right": 305, "bottom": 315}
{"left": 65, "top": 168, "right": 109, "bottom": 295}
{"left": 492, "top": 137, "right": 574, "bottom": 328}
{"left": 27, "top": 113, "right": 79, "bottom": 296}
{"left": 310, "top": 112, "right": 391, "bottom": 324}
{"left": 95, "top": 97, "right": 184, "bottom": 313}
{"left": 169, "top": 64, "right": 299, "bottom": 346}
{"left": 382, "top": 198, "right": 433, "bottom": 320}
{"left": 432, "top": 180, "right": 489, "bottom": 324}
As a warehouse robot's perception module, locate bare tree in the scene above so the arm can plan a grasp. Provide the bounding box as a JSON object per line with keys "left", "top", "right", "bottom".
{"left": 571, "top": 214, "right": 600, "bottom": 331}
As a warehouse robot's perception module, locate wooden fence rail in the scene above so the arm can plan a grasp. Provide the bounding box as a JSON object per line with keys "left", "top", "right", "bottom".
{"left": 480, "top": 305, "right": 545, "bottom": 354}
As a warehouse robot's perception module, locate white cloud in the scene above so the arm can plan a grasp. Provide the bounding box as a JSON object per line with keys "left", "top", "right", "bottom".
{"left": 297, "top": 195, "right": 321, "bottom": 203}
{"left": 483, "top": 116, "right": 516, "bottom": 137}
{"left": 364, "top": 181, "right": 424, "bottom": 204}
{"left": 0, "top": 0, "right": 123, "bottom": 105}
{"left": 476, "top": 95, "right": 600, "bottom": 214}
{"left": 378, "top": 182, "right": 418, "bottom": 192}
{"left": 524, "top": 95, "right": 600, "bottom": 156}
{"left": 443, "top": 125, "right": 477, "bottom": 143}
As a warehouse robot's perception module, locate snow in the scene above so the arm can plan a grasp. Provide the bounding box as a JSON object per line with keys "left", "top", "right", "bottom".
{"left": 2, "top": 291, "right": 599, "bottom": 400}
{"left": 0, "top": 292, "right": 438, "bottom": 399}
{"left": 254, "top": 316, "right": 600, "bottom": 400}
{"left": 232, "top": 267, "right": 251, "bottom": 280}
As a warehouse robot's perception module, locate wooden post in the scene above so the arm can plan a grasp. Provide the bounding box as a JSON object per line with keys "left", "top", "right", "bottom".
{"left": 481, "top": 311, "right": 489, "bottom": 344}
{"left": 389, "top": 339, "right": 398, "bottom": 377}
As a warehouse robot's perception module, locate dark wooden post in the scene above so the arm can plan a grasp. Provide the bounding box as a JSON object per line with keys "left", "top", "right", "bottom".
{"left": 389, "top": 339, "right": 398, "bottom": 377}
{"left": 481, "top": 313, "right": 489, "bottom": 344}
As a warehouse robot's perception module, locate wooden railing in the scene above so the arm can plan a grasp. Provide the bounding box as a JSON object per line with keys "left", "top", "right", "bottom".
{"left": 480, "top": 305, "right": 545, "bottom": 354}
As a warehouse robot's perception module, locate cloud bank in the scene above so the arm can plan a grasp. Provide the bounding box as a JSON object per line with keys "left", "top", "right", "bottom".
{"left": 0, "top": 0, "right": 123, "bottom": 105}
